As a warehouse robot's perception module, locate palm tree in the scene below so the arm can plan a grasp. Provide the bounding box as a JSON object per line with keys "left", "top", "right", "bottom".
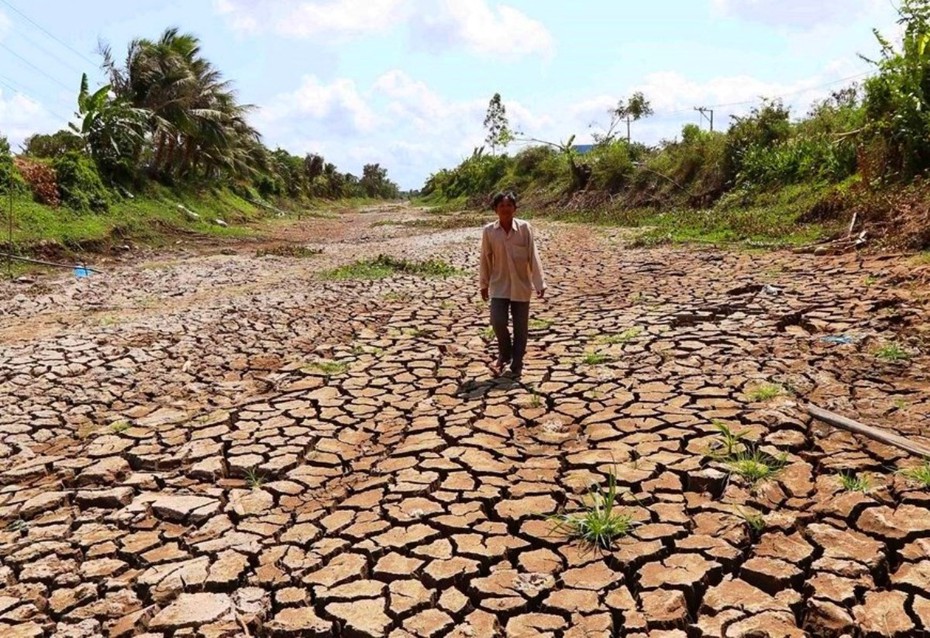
{"left": 101, "top": 28, "right": 261, "bottom": 182}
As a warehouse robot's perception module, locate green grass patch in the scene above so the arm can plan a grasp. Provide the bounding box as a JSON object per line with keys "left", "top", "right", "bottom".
{"left": 302, "top": 360, "right": 348, "bottom": 376}
{"left": 724, "top": 448, "right": 788, "bottom": 485}
{"left": 582, "top": 351, "right": 612, "bottom": 366}
{"left": 256, "top": 245, "right": 322, "bottom": 258}
{"left": 746, "top": 383, "right": 784, "bottom": 402}
{"left": 322, "top": 254, "right": 460, "bottom": 281}
{"left": 874, "top": 342, "right": 911, "bottom": 362}
{"left": 549, "top": 471, "right": 634, "bottom": 550}
{"left": 838, "top": 472, "right": 872, "bottom": 493}
{"left": 529, "top": 318, "right": 552, "bottom": 331}
{"left": 736, "top": 508, "right": 766, "bottom": 534}
{"left": 110, "top": 421, "right": 131, "bottom": 434}
{"left": 899, "top": 461, "right": 930, "bottom": 488}
{"left": 244, "top": 468, "right": 266, "bottom": 489}
{"left": 597, "top": 327, "right": 643, "bottom": 345}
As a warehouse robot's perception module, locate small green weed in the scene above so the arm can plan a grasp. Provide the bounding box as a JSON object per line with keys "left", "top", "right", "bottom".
{"left": 864, "top": 275, "right": 880, "bottom": 287}
{"left": 529, "top": 319, "right": 552, "bottom": 331}
{"left": 528, "top": 387, "right": 542, "bottom": 409}
{"left": 898, "top": 461, "right": 930, "bottom": 488}
{"left": 598, "top": 327, "right": 643, "bottom": 345}
{"left": 549, "top": 471, "right": 633, "bottom": 550}
{"left": 724, "top": 448, "right": 788, "bottom": 485}
{"left": 838, "top": 472, "right": 871, "bottom": 493}
{"left": 582, "top": 351, "right": 612, "bottom": 366}
{"left": 5, "top": 519, "right": 27, "bottom": 532}
{"left": 737, "top": 508, "right": 766, "bottom": 534}
{"left": 256, "top": 245, "right": 322, "bottom": 258}
{"left": 302, "top": 360, "right": 348, "bottom": 376}
{"left": 322, "top": 255, "right": 459, "bottom": 281}
{"left": 481, "top": 326, "right": 496, "bottom": 340}
{"left": 875, "top": 343, "right": 911, "bottom": 363}
{"left": 244, "top": 468, "right": 266, "bottom": 489}
{"left": 746, "top": 383, "right": 784, "bottom": 402}
{"left": 707, "top": 421, "right": 749, "bottom": 458}
{"left": 110, "top": 421, "right": 131, "bottom": 434}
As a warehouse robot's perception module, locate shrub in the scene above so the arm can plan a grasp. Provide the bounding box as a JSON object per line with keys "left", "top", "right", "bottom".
{"left": 14, "top": 157, "right": 60, "bottom": 206}
{"left": 0, "top": 136, "right": 26, "bottom": 195}
{"left": 53, "top": 152, "right": 110, "bottom": 213}
{"left": 588, "top": 141, "right": 634, "bottom": 193}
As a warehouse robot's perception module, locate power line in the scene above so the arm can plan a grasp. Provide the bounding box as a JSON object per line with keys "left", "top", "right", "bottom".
{"left": 7, "top": 22, "right": 88, "bottom": 76}
{"left": 0, "top": 77, "right": 73, "bottom": 124}
{"left": 0, "top": 0, "right": 98, "bottom": 67}
{"left": 0, "top": 41, "right": 74, "bottom": 92}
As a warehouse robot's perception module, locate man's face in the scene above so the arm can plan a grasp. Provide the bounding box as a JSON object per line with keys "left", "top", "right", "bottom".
{"left": 495, "top": 199, "right": 516, "bottom": 224}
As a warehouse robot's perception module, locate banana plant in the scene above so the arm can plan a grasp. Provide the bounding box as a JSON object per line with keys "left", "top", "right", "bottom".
{"left": 70, "top": 73, "right": 149, "bottom": 173}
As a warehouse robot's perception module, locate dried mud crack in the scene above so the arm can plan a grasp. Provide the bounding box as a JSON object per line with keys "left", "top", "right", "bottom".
{"left": 1, "top": 208, "right": 930, "bottom": 637}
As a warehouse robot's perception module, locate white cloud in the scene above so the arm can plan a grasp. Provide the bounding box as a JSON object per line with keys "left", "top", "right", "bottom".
{"left": 255, "top": 75, "right": 378, "bottom": 136}
{"left": 410, "top": 0, "right": 554, "bottom": 59}
{"left": 214, "top": 0, "right": 553, "bottom": 59}
{"left": 710, "top": 0, "right": 885, "bottom": 29}
{"left": 0, "top": 90, "right": 58, "bottom": 148}
{"left": 213, "top": 0, "right": 405, "bottom": 38}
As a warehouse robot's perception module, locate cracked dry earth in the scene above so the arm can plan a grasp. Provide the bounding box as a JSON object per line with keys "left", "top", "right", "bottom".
{"left": 2, "top": 207, "right": 930, "bottom": 638}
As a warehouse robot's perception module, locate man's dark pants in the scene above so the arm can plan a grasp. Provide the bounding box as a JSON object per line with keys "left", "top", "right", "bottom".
{"left": 490, "top": 297, "right": 530, "bottom": 373}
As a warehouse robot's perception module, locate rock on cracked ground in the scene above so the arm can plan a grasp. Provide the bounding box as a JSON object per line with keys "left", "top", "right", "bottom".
{"left": 2, "top": 207, "right": 930, "bottom": 637}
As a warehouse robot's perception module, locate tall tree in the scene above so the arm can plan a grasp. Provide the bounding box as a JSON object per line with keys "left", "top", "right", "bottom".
{"left": 101, "top": 28, "right": 261, "bottom": 182}
{"left": 483, "top": 93, "right": 513, "bottom": 155}
{"left": 594, "top": 92, "right": 654, "bottom": 144}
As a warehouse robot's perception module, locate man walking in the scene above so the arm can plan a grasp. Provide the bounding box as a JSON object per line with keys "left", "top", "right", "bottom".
{"left": 479, "top": 192, "right": 546, "bottom": 378}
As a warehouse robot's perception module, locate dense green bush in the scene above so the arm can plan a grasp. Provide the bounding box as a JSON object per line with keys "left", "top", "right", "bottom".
{"left": 862, "top": 0, "right": 930, "bottom": 180}
{"left": 53, "top": 152, "right": 111, "bottom": 213}
{"left": 0, "top": 136, "right": 26, "bottom": 195}
{"left": 588, "top": 141, "right": 634, "bottom": 193}
{"left": 423, "top": 150, "right": 512, "bottom": 200}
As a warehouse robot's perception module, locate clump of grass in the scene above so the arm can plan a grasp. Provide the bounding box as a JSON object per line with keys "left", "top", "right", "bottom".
{"left": 737, "top": 508, "right": 766, "bottom": 534}
{"left": 838, "top": 471, "right": 871, "bottom": 493}
{"left": 302, "top": 360, "right": 348, "bottom": 376}
{"left": 256, "top": 245, "right": 322, "bottom": 258}
{"left": 322, "top": 254, "right": 460, "bottom": 281}
{"left": 110, "top": 421, "right": 131, "bottom": 434}
{"left": 724, "top": 448, "right": 788, "bottom": 485}
{"left": 481, "top": 326, "right": 496, "bottom": 340}
{"left": 528, "top": 386, "right": 542, "bottom": 409}
{"left": 529, "top": 319, "right": 552, "bottom": 331}
{"left": 745, "top": 383, "right": 784, "bottom": 402}
{"left": 898, "top": 461, "right": 930, "bottom": 488}
{"left": 707, "top": 421, "right": 749, "bottom": 458}
{"left": 598, "top": 327, "right": 643, "bottom": 345}
{"left": 705, "top": 423, "right": 786, "bottom": 486}
{"left": 874, "top": 342, "right": 911, "bottom": 363}
{"left": 244, "top": 468, "right": 266, "bottom": 489}
{"left": 352, "top": 344, "right": 384, "bottom": 357}
{"left": 383, "top": 292, "right": 410, "bottom": 302}
{"left": 5, "top": 519, "right": 28, "bottom": 532}
{"left": 582, "top": 351, "right": 612, "bottom": 366}
{"left": 549, "top": 472, "right": 633, "bottom": 550}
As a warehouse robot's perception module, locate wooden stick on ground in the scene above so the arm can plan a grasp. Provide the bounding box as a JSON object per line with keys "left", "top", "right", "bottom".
{"left": 807, "top": 404, "right": 930, "bottom": 458}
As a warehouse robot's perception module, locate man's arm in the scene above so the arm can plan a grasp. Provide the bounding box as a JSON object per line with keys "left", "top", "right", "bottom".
{"left": 479, "top": 228, "right": 491, "bottom": 300}
{"left": 528, "top": 224, "right": 546, "bottom": 297}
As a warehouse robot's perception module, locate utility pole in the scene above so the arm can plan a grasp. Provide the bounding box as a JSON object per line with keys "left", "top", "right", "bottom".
{"left": 694, "top": 106, "right": 714, "bottom": 132}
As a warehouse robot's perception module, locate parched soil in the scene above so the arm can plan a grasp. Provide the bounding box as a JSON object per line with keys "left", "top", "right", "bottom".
{"left": 1, "top": 205, "right": 930, "bottom": 638}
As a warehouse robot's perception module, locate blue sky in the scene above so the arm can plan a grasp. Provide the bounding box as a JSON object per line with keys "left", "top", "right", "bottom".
{"left": 0, "top": 0, "right": 901, "bottom": 189}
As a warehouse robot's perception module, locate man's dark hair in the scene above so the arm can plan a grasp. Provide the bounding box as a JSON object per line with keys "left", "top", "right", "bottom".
{"left": 491, "top": 191, "right": 517, "bottom": 210}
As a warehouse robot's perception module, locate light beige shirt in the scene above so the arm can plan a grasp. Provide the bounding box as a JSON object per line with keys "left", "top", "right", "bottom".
{"left": 479, "top": 218, "right": 546, "bottom": 302}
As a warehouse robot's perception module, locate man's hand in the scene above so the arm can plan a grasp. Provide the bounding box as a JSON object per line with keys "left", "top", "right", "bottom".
{"left": 481, "top": 288, "right": 489, "bottom": 302}
{"left": 537, "top": 288, "right": 546, "bottom": 300}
